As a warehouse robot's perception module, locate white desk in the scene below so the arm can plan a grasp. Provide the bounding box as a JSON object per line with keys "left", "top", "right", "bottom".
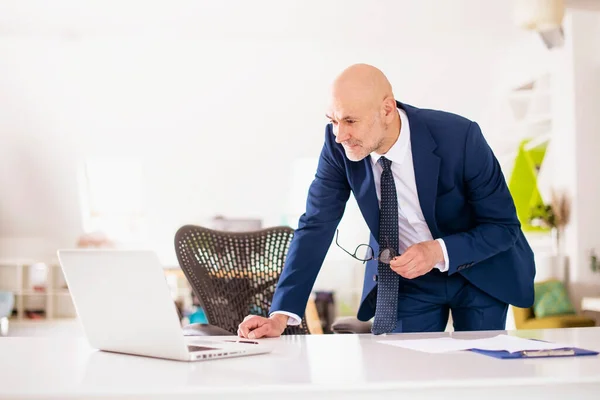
{"left": 1, "top": 328, "right": 600, "bottom": 399}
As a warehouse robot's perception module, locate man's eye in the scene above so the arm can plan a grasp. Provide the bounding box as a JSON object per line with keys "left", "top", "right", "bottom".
{"left": 346, "top": 120, "right": 355, "bottom": 124}
{"left": 330, "top": 120, "right": 338, "bottom": 125}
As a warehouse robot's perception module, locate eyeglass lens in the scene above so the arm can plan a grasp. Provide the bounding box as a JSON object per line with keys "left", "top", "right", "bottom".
{"left": 378, "top": 248, "right": 396, "bottom": 264}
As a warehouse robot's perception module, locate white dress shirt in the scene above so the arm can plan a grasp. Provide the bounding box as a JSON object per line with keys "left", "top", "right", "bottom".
{"left": 274, "top": 108, "right": 450, "bottom": 326}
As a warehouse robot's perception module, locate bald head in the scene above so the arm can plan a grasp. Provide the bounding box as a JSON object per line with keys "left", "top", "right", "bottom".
{"left": 326, "top": 64, "right": 400, "bottom": 162}
{"left": 331, "top": 64, "right": 394, "bottom": 111}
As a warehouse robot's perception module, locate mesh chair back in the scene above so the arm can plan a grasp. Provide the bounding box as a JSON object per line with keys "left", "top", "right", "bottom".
{"left": 174, "top": 225, "right": 309, "bottom": 335}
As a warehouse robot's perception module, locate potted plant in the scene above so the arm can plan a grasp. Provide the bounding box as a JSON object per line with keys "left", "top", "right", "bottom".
{"left": 530, "top": 189, "right": 571, "bottom": 253}
{"left": 529, "top": 190, "right": 571, "bottom": 280}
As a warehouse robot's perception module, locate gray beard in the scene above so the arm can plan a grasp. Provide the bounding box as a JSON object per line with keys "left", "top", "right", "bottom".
{"left": 371, "top": 137, "right": 386, "bottom": 154}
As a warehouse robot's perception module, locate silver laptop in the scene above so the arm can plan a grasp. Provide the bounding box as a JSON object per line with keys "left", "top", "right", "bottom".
{"left": 56, "top": 249, "right": 272, "bottom": 361}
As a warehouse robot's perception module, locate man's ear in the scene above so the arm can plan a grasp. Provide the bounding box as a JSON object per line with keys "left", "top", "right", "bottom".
{"left": 381, "top": 97, "right": 396, "bottom": 120}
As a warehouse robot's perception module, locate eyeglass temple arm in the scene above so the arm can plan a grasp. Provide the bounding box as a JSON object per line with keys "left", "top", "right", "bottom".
{"left": 335, "top": 230, "right": 359, "bottom": 257}
{"left": 336, "top": 230, "right": 374, "bottom": 263}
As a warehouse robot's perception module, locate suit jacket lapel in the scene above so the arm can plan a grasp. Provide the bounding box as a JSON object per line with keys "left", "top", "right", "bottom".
{"left": 401, "top": 103, "right": 442, "bottom": 239}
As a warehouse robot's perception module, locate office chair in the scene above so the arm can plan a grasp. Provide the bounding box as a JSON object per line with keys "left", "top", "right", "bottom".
{"left": 174, "top": 225, "right": 310, "bottom": 336}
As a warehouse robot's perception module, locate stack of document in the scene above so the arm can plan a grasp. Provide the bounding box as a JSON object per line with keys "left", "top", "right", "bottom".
{"left": 378, "top": 334, "right": 572, "bottom": 354}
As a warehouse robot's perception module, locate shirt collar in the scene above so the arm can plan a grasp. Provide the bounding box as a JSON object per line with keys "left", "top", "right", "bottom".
{"left": 370, "top": 107, "right": 411, "bottom": 167}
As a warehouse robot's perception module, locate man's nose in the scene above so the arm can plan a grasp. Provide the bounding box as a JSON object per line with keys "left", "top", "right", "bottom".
{"left": 335, "top": 126, "right": 350, "bottom": 144}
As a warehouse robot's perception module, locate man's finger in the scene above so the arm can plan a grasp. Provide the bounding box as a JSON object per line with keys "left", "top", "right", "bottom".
{"left": 391, "top": 258, "right": 417, "bottom": 274}
{"left": 390, "top": 262, "right": 406, "bottom": 274}
{"left": 248, "top": 323, "right": 272, "bottom": 339}
{"left": 238, "top": 315, "right": 255, "bottom": 336}
{"left": 400, "top": 269, "right": 417, "bottom": 280}
{"left": 408, "top": 270, "right": 422, "bottom": 280}
{"left": 407, "top": 261, "right": 421, "bottom": 272}
{"left": 405, "top": 264, "right": 430, "bottom": 280}
{"left": 238, "top": 324, "right": 249, "bottom": 338}
{"left": 239, "top": 317, "right": 265, "bottom": 338}
{"left": 392, "top": 253, "right": 414, "bottom": 268}
{"left": 396, "top": 261, "right": 417, "bottom": 277}
{"left": 390, "top": 263, "right": 402, "bottom": 274}
{"left": 389, "top": 257, "right": 400, "bottom": 268}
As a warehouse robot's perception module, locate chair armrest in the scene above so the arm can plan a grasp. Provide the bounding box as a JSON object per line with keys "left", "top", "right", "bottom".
{"left": 331, "top": 317, "right": 373, "bottom": 334}
{"left": 182, "top": 323, "right": 235, "bottom": 336}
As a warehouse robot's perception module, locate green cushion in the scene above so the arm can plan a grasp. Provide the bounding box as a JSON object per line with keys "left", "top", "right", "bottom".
{"left": 533, "top": 280, "right": 575, "bottom": 318}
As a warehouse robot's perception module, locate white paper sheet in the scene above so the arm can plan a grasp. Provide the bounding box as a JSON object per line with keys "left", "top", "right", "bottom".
{"left": 378, "top": 334, "right": 572, "bottom": 354}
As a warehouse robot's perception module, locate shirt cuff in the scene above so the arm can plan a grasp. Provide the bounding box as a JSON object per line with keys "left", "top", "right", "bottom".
{"left": 270, "top": 311, "right": 302, "bottom": 326}
{"left": 435, "top": 238, "right": 450, "bottom": 272}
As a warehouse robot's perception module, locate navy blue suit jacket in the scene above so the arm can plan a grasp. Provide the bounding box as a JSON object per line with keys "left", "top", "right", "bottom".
{"left": 271, "top": 102, "right": 535, "bottom": 321}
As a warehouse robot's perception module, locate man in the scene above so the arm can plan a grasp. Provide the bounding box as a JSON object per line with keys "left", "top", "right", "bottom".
{"left": 238, "top": 64, "right": 535, "bottom": 338}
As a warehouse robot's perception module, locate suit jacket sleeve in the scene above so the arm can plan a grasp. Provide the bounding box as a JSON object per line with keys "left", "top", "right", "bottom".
{"left": 270, "top": 125, "right": 350, "bottom": 317}
{"left": 443, "top": 121, "right": 521, "bottom": 274}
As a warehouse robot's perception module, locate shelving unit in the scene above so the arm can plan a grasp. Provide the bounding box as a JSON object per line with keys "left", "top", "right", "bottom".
{"left": 485, "top": 73, "right": 553, "bottom": 179}
{"left": 484, "top": 72, "right": 566, "bottom": 283}
{"left": 0, "top": 259, "right": 76, "bottom": 320}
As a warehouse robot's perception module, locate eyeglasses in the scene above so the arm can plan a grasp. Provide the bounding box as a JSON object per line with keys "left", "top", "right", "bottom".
{"left": 334, "top": 229, "right": 397, "bottom": 264}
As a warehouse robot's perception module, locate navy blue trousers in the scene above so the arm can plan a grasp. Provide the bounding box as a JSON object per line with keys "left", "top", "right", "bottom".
{"left": 388, "top": 269, "right": 508, "bottom": 333}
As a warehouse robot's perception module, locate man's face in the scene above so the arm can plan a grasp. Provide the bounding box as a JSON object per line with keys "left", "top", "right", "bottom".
{"left": 326, "top": 102, "right": 386, "bottom": 162}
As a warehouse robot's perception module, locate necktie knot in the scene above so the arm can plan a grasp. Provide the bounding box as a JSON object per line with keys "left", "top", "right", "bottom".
{"left": 378, "top": 156, "right": 392, "bottom": 172}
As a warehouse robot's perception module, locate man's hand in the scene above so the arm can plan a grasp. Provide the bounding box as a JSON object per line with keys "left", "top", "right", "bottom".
{"left": 389, "top": 240, "right": 444, "bottom": 279}
{"left": 237, "top": 314, "right": 288, "bottom": 339}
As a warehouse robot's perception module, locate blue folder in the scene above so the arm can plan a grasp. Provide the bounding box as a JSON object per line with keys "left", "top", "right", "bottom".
{"left": 469, "top": 347, "right": 599, "bottom": 359}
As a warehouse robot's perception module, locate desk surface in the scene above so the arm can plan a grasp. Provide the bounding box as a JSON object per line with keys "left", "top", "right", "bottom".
{"left": 2, "top": 327, "right": 600, "bottom": 399}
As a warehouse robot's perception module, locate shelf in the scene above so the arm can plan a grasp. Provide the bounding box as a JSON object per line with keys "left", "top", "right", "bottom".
{"left": 7, "top": 317, "right": 77, "bottom": 323}
{"left": 17, "top": 290, "right": 71, "bottom": 296}
{"left": 0, "top": 260, "right": 75, "bottom": 320}
{"left": 0, "top": 259, "right": 47, "bottom": 266}
{"left": 19, "top": 290, "right": 48, "bottom": 296}
{"left": 0, "top": 287, "right": 21, "bottom": 293}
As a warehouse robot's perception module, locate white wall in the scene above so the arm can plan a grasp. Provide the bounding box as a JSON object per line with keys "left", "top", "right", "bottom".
{"left": 4, "top": 1, "right": 598, "bottom": 320}
{"left": 0, "top": 1, "right": 537, "bottom": 266}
